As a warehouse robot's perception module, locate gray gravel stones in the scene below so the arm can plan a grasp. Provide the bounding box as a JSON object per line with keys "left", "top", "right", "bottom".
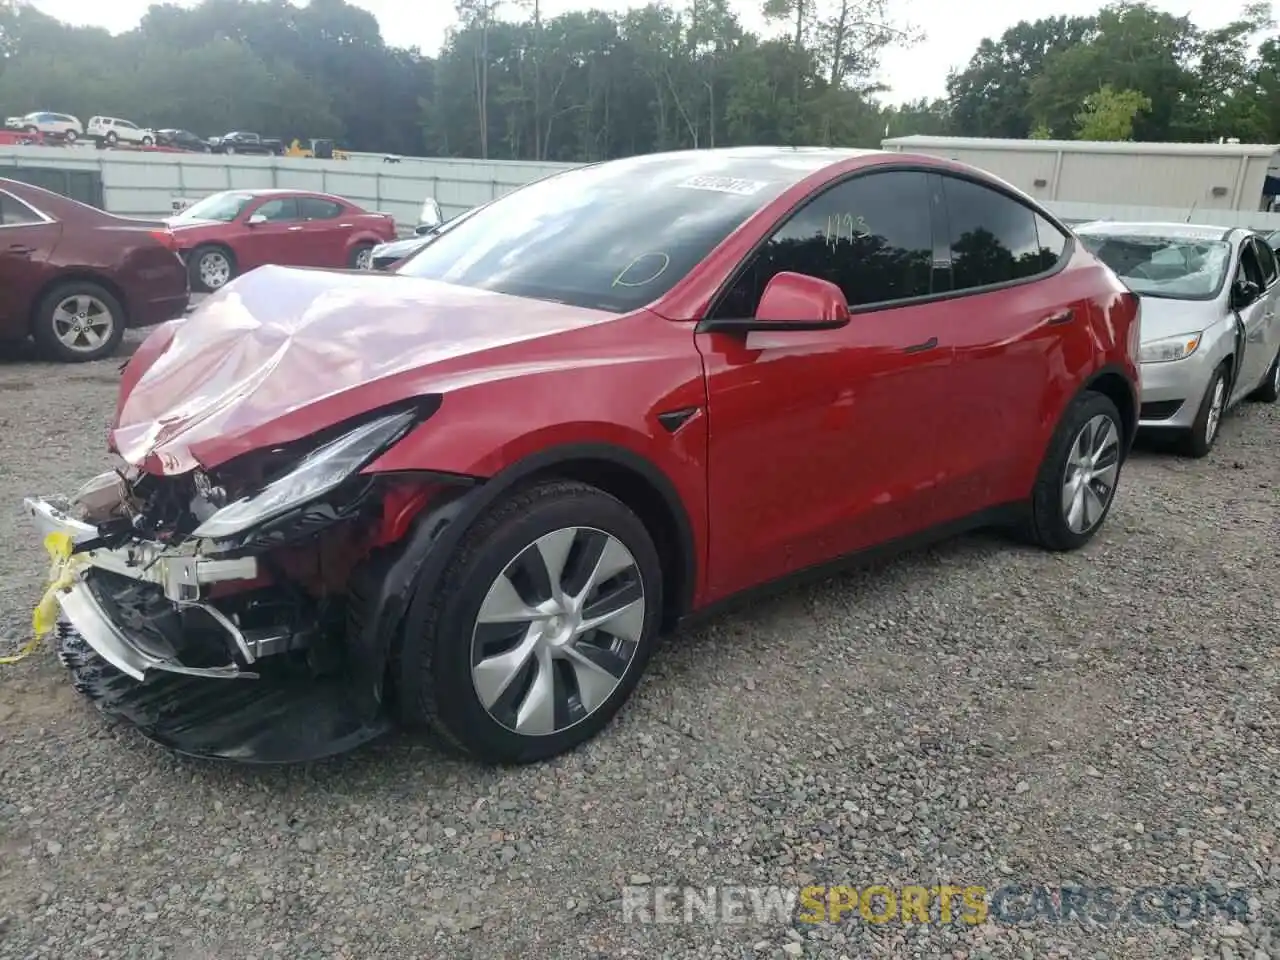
{"left": 1, "top": 332, "right": 1277, "bottom": 959}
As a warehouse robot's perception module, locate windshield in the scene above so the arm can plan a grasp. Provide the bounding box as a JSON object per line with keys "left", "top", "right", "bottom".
{"left": 396, "top": 156, "right": 796, "bottom": 312}
{"left": 1079, "top": 233, "right": 1231, "bottom": 300}
{"left": 175, "top": 192, "right": 254, "bottom": 223}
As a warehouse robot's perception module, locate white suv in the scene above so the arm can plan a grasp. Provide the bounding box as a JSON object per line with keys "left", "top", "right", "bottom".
{"left": 12, "top": 112, "right": 83, "bottom": 140}
{"left": 87, "top": 116, "right": 155, "bottom": 146}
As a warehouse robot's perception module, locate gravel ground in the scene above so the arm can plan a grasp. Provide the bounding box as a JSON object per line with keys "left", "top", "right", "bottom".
{"left": 1, "top": 330, "right": 1278, "bottom": 960}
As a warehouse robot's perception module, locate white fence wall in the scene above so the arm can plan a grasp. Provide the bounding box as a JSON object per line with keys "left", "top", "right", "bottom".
{"left": 0, "top": 146, "right": 580, "bottom": 232}
{"left": 4, "top": 145, "right": 1280, "bottom": 232}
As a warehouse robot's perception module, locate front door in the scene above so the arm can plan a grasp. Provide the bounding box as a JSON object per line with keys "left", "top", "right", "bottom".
{"left": 1232, "top": 236, "right": 1274, "bottom": 400}
{"left": 698, "top": 169, "right": 972, "bottom": 602}
{"left": 236, "top": 197, "right": 307, "bottom": 270}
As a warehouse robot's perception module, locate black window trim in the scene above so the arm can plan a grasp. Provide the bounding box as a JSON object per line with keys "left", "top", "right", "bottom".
{"left": 702, "top": 161, "right": 1076, "bottom": 325}
{"left": 0, "top": 189, "right": 54, "bottom": 228}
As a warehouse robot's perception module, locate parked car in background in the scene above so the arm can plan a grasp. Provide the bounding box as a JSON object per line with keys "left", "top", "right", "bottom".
{"left": 25, "top": 147, "right": 1141, "bottom": 766}
{"left": 164, "top": 188, "right": 397, "bottom": 290}
{"left": 11, "top": 112, "right": 82, "bottom": 141}
{"left": 0, "top": 177, "right": 188, "bottom": 362}
{"left": 367, "top": 203, "right": 480, "bottom": 270}
{"left": 87, "top": 116, "right": 155, "bottom": 147}
{"left": 155, "top": 129, "right": 210, "bottom": 153}
{"left": 208, "top": 131, "right": 283, "bottom": 156}
{"left": 1077, "top": 221, "right": 1280, "bottom": 456}
{"left": 1261, "top": 228, "right": 1280, "bottom": 254}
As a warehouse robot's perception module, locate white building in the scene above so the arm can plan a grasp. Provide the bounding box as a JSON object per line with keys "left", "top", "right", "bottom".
{"left": 880, "top": 135, "right": 1280, "bottom": 230}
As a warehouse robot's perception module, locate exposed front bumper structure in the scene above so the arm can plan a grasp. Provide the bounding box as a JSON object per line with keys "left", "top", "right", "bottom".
{"left": 23, "top": 495, "right": 393, "bottom": 762}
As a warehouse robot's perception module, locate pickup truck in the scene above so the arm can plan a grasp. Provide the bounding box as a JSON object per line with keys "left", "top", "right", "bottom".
{"left": 207, "top": 131, "right": 284, "bottom": 156}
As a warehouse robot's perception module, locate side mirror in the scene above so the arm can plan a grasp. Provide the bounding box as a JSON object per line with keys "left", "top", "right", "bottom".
{"left": 414, "top": 223, "right": 440, "bottom": 237}
{"left": 247, "top": 213, "right": 267, "bottom": 225}
{"left": 698, "top": 272, "right": 851, "bottom": 335}
{"left": 418, "top": 197, "right": 443, "bottom": 228}
{"left": 1231, "top": 278, "right": 1261, "bottom": 309}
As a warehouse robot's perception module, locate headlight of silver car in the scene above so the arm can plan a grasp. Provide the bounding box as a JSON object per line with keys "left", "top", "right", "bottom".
{"left": 1139, "top": 332, "right": 1201, "bottom": 364}
{"left": 191, "top": 409, "right": 419, "bottom": 541}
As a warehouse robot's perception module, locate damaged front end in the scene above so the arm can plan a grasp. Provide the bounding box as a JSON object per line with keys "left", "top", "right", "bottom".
{"left": 24, "top": 400, "right": 468, "bottom": 762}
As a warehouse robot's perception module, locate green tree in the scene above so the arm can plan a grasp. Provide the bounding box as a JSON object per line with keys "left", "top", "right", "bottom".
{"left": 1073, "top": 85, "right": 1152, "bottom": 140}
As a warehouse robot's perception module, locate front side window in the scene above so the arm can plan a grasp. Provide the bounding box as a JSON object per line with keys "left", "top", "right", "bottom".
{"left": 395, "top": 156, "right": 798, "bottom": 313}
{"left": 173, "top": 191, "right": 254, "bottom": 223}
{"left": 940, "top": 176, "right": 1045, "bottom": 291}
{"left": 1079, "top": 232, "right": 1231, "bottom": 300}
{"left": 1251, "top": 237, "right": 1278, "bottom": 286}
{"left": 715, "top": 170, "right": 935, "bottom": 317}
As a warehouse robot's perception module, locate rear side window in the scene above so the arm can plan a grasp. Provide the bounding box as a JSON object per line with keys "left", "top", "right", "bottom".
{"left": 716, "top": 170, "right": 935, "bottom": 316}
{"left": 1034, "top": 215, "right": 1070, "bottom": 270}
{"left": 299, "top": 198, "right": 344, "bottom": 219}
{"left": 253, "top": 198, "right": 300, "bottom": 221}
{"left": 940, "top": 176, "right": 1046, "bottom": 291}
{"left": 0, "top": 193, "right": 42, "bottom": 225}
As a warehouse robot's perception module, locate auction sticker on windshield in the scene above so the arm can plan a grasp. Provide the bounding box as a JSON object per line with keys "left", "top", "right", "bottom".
{"left": 675, "top": 175, "right": 771, "bottom": 196}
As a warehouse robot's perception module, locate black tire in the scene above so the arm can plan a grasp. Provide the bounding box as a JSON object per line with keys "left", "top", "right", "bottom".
{"left": 64, "top": 129, "right": 77, "bottom": 142}
{"left": 30, "top": 281, "right": 126, "bottom": 363}
{"left": 393, "top": 479, "right": 664, "bottom": 765}
{"left": 188, "top": 244, "right": 237, "bottom": 293}
{"left": 1247, "top": 348, "right": 1280, "bottom": 403}
{"left": 105, "top": 130, "right": 117, "bottom": 145}
{"left": 348, "top": 243, "right": 374, "bottom": 270}
{"left": 1023, "top": 390, "right": 1125, "bottom": 552}
{"left": 1180, "top": 362, "right": 1230, "bottom": 458}
{"left": 141, "top": 135, "right": 153, "bottom": 146}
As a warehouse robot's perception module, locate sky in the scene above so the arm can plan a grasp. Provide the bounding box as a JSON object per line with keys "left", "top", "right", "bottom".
{"left": 29, "top": 0, "right": 1246, "bottom": 105}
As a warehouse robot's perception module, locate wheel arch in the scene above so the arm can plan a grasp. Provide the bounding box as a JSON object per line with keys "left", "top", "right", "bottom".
{"left": 1083, "top": 364, "right": 1138, "bottom": 451}
{"left": 27, "top": 270, "right": 130, "bottom": 334}
{"left": 347, "top": 442, "right": 700, "bottom": 723}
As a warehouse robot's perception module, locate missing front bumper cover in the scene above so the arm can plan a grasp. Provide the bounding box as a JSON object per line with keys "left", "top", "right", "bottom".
{"left": 24, "top": 496, "right": 258, "bottom": 603}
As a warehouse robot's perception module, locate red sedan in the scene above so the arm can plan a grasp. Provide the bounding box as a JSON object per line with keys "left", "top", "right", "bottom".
{"left": 0, "top": 177, "right": 188, "bottom": 362}
{"left": 26, "top": 147, "right": 1140, "bottom": 764}
{"left": 166, "top": 188, "right": 397, "bottom": 292}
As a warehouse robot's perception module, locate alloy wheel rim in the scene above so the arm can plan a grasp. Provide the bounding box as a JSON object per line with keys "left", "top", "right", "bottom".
{"left": 355, "top": 248, "right": 372, "bottom": 270}
{"left": 470, "top": 526, "right": 645, "bottom": 737}
{"left": 51, "top": 295, "right": 114, "bottom": 353}
{"left": 200, "top": 253, "right": 230, "bottom": 288}
{"left": 1205, "top": 377, "right": 1225, "bottom": 444}
{"left": 1061, "top": 413, "right": 1121, "bottom": 535}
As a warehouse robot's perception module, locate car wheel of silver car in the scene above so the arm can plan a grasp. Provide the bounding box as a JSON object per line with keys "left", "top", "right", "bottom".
{"left": 189, "top": 245, "right": 236, "bottom": 292}
{"left": 393, "top": 479, "right": 663, "bottom": 764}
{"left": 105, "top": 131, "right": 117, "bottom": 145}
{"left": 1023, "top": 390, "right": 1125, "bottom": 551}
{"left": 31, "top": 281, "right": 125, "bottom": 363}
{"left": 1182, "top": 363, "right": 1229, "bottom": 459}
{"left": 64, "top": 129, "right": 77, "bottom": 142}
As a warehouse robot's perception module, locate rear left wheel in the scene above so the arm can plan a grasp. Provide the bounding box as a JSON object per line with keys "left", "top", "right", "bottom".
{"left": 394, "top": 480, "right": 663, "bottom": 764}
{"left": 349, "top": 243, "right": 374, "bottom": 270}
{"left": 1023, "top": 391, "right": 1124, "bottom": 551}
{"left": 31, "top": 282, "right": 125, "bottom": 363}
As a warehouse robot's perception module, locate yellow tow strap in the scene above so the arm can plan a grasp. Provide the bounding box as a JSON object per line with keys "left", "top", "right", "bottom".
{"left": 0, "top": 531, "right": 86, "bottom": 665}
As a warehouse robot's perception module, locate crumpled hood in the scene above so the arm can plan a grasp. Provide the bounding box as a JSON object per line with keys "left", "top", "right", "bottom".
{"left": 113, "top": 264, "right": 616, "bottom": 474}
{"left": 1137, "top": 294, "right": 1223, "bottom": 342}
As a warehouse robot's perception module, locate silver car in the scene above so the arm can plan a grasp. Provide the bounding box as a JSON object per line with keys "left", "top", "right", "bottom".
{"left": 1076, "top": 221, "right": 1280, "bottom": 456}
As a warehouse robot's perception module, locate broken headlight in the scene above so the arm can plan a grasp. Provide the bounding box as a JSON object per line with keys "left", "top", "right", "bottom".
{"left": 192, "top": 409, "right": 419, "bottom": 542}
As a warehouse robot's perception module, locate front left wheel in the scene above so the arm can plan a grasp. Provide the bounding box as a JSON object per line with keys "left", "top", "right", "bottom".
{"left": 394, "top": 480, "right": 663, "bottom": 765}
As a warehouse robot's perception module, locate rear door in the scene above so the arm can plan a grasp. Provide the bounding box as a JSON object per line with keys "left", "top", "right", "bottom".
{"left": 930, "top": 172, "right": 1088, "bottom": 505}
{"left": 235, "top": 197, "right": 306, "bottom": 269}
{"left": 295, "top": 197, "right": 353, "bottom": 266}
{"left": 0, "top": 190, "right": 59, "bottom": 335}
